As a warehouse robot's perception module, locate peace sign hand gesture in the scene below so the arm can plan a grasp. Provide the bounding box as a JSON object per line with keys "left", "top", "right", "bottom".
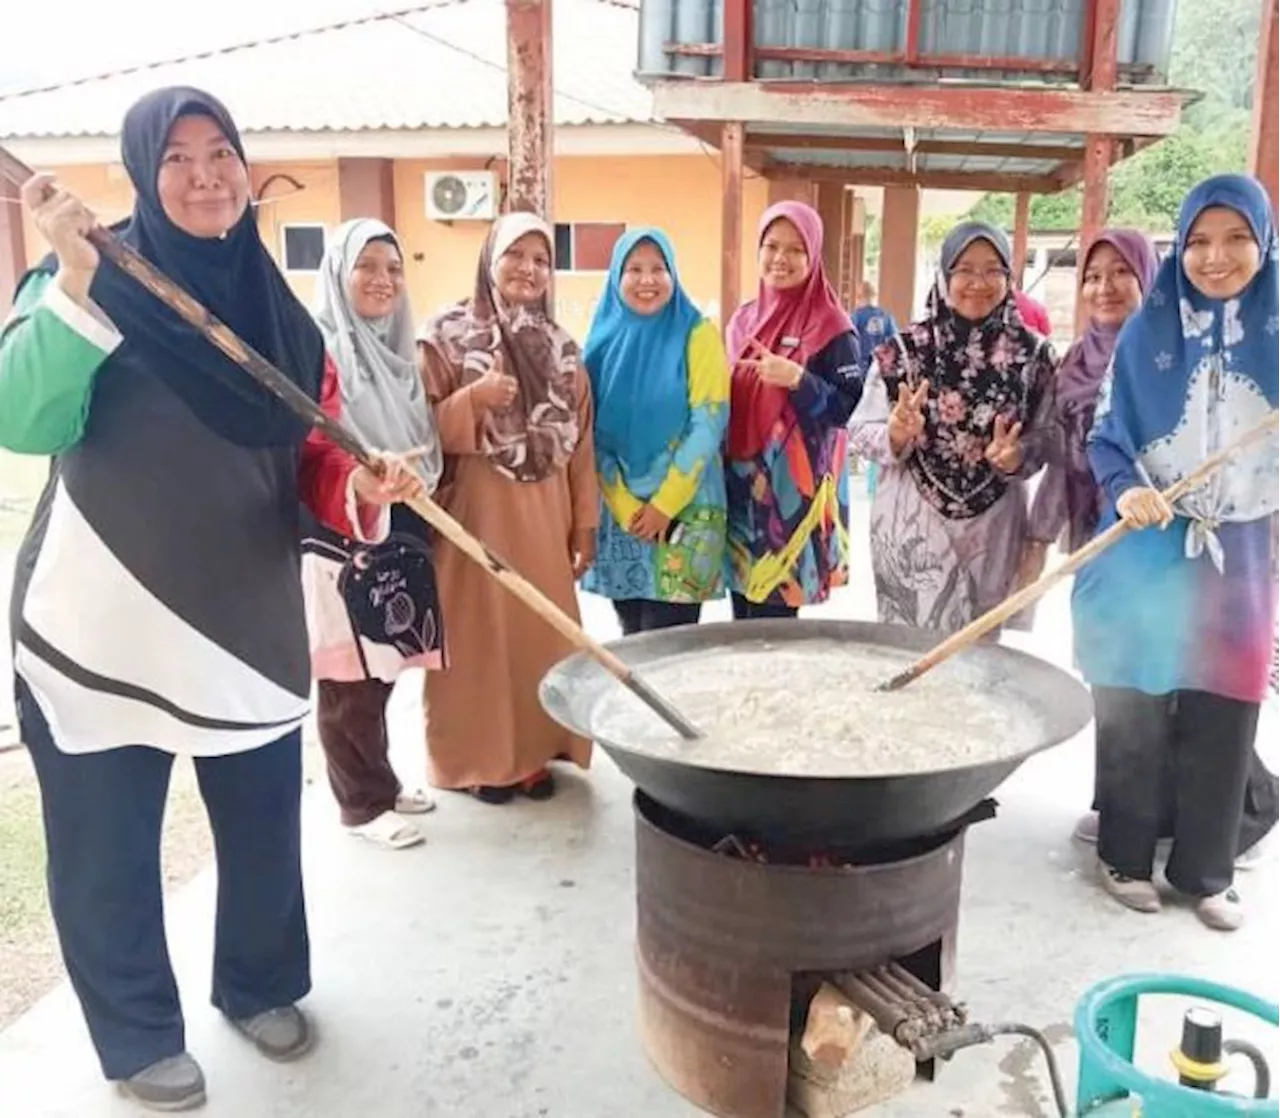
{"left": 887, "top": 379, "right": 929, "bottom": 456}
{"left": 740, "top": 337, "right": 804, "bottom": 389}
{"left": 984, "top": 413, "right": 1024, "bottom": 475}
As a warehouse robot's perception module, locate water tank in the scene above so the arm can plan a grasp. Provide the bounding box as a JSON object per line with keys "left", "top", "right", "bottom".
{"left": 643, "top": 0, "right": 1177, "bottom": 85}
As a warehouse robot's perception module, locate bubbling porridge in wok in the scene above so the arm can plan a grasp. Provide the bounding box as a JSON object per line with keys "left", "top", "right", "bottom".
{"left": 590, "top": 639, "right": 1049, "bottom": 777}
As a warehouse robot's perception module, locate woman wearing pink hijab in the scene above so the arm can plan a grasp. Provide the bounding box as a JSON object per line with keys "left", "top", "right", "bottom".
{"left": 724, "top": 201, "right": 863, "bottom": 619}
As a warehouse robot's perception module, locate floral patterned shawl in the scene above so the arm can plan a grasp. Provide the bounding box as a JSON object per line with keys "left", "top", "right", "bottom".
{"left": 876, "top": 227, "right": 1056, "bottom": 519}
{"left": 420, "top": 212, "right": 581, "bottom": 483}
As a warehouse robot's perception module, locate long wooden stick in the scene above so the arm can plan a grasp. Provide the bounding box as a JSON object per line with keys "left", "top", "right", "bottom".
{"left": 0, "top": 147, "right": 703, "bottom": 740}
{"left": 878, "top": 409, "right": 1280, "bottom": 693}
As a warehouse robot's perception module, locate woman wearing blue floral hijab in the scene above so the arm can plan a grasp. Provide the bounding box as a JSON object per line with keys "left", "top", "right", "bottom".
{"left": 1072, "top": 174, "right": 1279, "bottom": 931}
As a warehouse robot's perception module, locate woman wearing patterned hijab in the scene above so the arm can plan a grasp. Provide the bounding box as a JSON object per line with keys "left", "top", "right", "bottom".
{"left": 417, "top": 212, "right": 598, "bottom": 804}
{"left": 849, "top": 220, "right": 1058, "bottom": 636}
{"left": 303, "top": 219, "right": 445, "bottom": 851}
{"left": 724, "top": 200, "right": 863, "bottom": 618}
{"left": 1072, "top": 175, "right": 1279, "bottom": 931}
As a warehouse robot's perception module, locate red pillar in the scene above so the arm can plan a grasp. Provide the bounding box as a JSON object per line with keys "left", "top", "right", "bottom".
{"left": 1251, "top": 0, "right": 1279, "bottom": 216}
{"left": 0, "top": 179, "right": 26, "bottom": 317}
{"left": 1078, "top": 0, "right": 1119, "bottom": 331}
{"left": 1011, "top": 192, "right": 1031, "bottom": 289}
{"left": 506, "top": 0, "right": 553, "bottom": 218}
{"left": 337, "top": 158, "right": 397, "bottom": 227}
{"left": 720, "top": 122, "right": 745, "bottom": 335}
{"left": 879, "top": 186, "right": 920, "bottom": 326}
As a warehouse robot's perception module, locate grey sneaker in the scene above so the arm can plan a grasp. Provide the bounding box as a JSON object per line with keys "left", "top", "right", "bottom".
{"left": 1195, "top": 888, "right": 1245, "bottom": 932}
{"left": 230, "top": 1005, "right": 314, "bottom": 1062}
{"left": 116, "top": 1052, "right": 206, "bottom": 1112}
{"left": 1073, "top": 811, "right": 1099, "bottom": 843}
{"left": 1100, "top": 864, "right": 1162, "bottom": 913}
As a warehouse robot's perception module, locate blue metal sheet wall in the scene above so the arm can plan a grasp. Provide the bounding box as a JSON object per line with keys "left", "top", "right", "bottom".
{"left": 638, "top": 0, "right": 1176, "bottom": 83}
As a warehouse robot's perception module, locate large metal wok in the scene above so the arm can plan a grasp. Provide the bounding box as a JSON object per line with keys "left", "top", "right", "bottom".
{"left": 540, "top": 619, "right": 1093, "bottom": 849}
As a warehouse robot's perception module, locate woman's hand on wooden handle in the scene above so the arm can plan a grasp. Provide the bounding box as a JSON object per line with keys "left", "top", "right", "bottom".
{"left": 22, "top": 173, "right": 99, "bottom": 299}
{"left": 352, "top": 452, "right": 422, "bottom": 507}
{"left": 1116, "top": 485, "right": 1175, "bottom": 530}
{"left": 887, "top": 379, "right": 929, "bottom": 456}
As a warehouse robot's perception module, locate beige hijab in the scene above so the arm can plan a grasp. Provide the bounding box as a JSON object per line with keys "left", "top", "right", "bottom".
{"left": 420, "top": 212, "right": 581, "bottom": 483}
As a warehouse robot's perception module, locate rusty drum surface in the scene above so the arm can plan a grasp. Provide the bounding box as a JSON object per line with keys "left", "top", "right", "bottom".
{"left": 634, "top": 793, "right": 965, "bottom": 1118}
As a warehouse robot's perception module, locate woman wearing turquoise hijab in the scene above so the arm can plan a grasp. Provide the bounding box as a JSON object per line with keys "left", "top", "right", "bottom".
{"left": 581, "top": 228, "right": 731, "bottom": 634}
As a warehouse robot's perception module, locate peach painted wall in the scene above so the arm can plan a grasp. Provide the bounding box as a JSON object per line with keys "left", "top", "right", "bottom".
{"left": 20, "top": 160, "right": 342, "bottom": 307}
{"left": 551, "top": 155, "right": 769, "bottom": 341}
{"left": 21, "top": 153, "right": 770, "bottom": 345}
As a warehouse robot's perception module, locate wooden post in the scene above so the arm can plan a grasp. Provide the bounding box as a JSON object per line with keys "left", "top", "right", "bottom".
{"left": 1251, "top": 0, "right": 1279, "bottom": 215}
{"left": 847, "top": 192, "right": 866, "bottom": 308}
{"left": 722, "top": 0, "right": 753, "bottom": 82}
{"left": 506, "top": 0, "right": 553, "bottom": 218}
{"left": 815, "top": 181, "right": 845, "bottom": 286}
{"left": 879, "top": 186, "right": 920, "bottom": 326}
{"left": 1077, "top": 0, "right": 1120, "bottom": 331}
{"left": 0, "top": 174, "right": 27, "bottom": 317}
{"left": 720, "top": 122, "right": 745, "bottom": 336}
{"left": 1011, "top": 192, "right": 1031, "bottom": 290}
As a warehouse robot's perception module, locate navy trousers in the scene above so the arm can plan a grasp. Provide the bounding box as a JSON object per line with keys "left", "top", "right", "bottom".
{"left": 17, "top": 681, "right": 311, "bottom": 1081}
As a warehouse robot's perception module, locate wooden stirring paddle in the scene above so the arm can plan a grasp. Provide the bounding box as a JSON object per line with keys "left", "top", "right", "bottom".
{"left": 0, "top": 147, "right": 703, "bottom": 741}
{"left": 877, "top": 409, "right": 1279, "bottom": 693}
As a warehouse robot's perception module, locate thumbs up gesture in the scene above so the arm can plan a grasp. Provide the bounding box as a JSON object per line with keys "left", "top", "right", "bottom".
{"left": 887, "top": 379, "right": 929, "bottom": 456}
{"left": 984, "top": 413, "right": 1024, "bottom": 475}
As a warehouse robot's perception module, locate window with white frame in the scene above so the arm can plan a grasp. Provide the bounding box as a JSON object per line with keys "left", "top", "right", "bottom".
{"left": 553, "top": 222, "right": 625, "bottom": 274}
{"left": 280, "top": 223, "right": 327, "bottom": 273}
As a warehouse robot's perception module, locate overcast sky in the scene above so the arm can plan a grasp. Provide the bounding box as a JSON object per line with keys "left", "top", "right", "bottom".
{"left": 0, "top": 1, "right": 404, "bottom": 93}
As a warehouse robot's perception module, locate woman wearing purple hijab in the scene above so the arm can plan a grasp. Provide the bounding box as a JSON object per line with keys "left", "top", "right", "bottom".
{"left": 1020, "top": 228, "right": 1277, "bottom": 875}
{"left": 1023, "top": 230, "right": 1158, "bottom": 563}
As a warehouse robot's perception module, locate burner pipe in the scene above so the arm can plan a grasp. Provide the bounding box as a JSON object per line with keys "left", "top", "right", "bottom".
{"left": 833, "top": 973, "right": 915, "bottom": 1045}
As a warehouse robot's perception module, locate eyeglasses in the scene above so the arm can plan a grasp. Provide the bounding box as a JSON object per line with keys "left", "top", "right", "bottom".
{"left": 950, "top": 267, "right": 1009, "bottom": 285}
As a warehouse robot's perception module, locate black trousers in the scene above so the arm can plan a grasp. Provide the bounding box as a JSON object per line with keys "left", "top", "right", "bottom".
{"left": 316, "top": 678, "right": 399, "bottom": 826}
{"left": 1094, "top": 686, "right": 1257, "bottom": 897}
{"left": 17, "top": 681, "right": 310, "bottom": 1081}
{"left": 613, "top": 599, "right": 702, "bottom": 636}
{"left": 730, "top": 592, "right": 799, "bottom": 621}
{"left": 1089, "top": 745, "right": 1278, "bottom": 854}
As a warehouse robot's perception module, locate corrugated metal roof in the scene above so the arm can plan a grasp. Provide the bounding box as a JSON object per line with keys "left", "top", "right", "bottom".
{"left": 0, "top": 0, "right": 654, "bottom": 139}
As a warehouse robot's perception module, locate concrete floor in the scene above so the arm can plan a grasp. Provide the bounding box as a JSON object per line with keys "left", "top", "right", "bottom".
{"left": 0, "top": 495, "right": 1276, "bottom": 1118}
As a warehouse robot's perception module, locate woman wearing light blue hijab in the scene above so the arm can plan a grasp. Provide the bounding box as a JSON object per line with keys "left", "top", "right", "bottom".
{"left": 1072, "top": 174, "right": 1279, "bottom": 931}
{"left": 581, "top": 228, "right": 731, "bottom": 634}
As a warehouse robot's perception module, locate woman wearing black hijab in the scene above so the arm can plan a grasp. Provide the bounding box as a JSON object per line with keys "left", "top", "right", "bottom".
{"left": 0, "top": 88, "right": 414, "bottom": 1109}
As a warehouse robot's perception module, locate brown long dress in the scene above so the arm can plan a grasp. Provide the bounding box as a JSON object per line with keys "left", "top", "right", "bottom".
{"left": 419, "top": 348, "right": 598, "bottom": 788}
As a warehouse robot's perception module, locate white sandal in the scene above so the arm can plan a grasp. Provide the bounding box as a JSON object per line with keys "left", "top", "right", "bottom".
{"left": 348, "top": 812, "right": 424, "bottom": 850}
{"left": 394, "top": 789, "right": 437, "bottom": 815}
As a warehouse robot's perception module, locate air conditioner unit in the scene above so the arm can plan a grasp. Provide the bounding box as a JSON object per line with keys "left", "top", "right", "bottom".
{"left": 425, "top": 171, "right": 498, "bottom": 221}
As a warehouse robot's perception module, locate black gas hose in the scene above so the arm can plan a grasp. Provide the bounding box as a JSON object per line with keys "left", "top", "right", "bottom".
{"left": 912, "top": 1021, "right": 1071, "bottom": 1118}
